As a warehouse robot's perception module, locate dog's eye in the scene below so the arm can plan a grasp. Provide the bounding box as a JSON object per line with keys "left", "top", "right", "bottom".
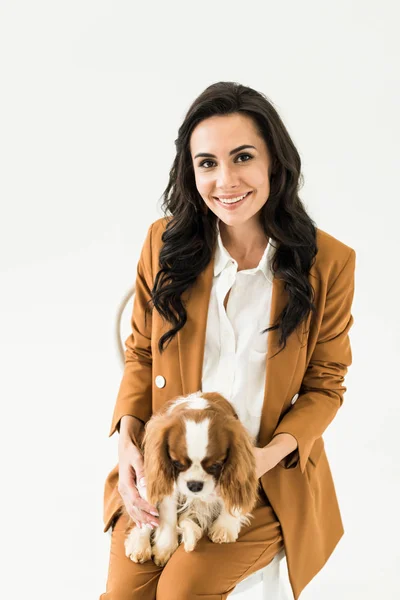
{"left": 172, "top": 460, "right": 185, "bottom": 470}
{"left": 208, "top": 463, "right": 222, "bottom": 473}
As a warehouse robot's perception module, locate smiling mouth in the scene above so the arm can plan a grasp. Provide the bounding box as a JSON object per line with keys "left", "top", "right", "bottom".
{"left": 214, "top": 191, "right": 252, "bottom": 205}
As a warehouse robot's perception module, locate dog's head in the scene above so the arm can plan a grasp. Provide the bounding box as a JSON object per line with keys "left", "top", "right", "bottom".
{"left": 142, "top": 391, "right": 259, "bottom": 515}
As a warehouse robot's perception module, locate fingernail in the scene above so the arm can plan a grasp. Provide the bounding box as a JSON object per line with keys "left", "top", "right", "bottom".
{"left": 150, "top": 521, "right": 158, "bottom": 527}
{"left": 146, "top": 523, "right": 153, "bottom": 530}
{"left": 150, "top": 511, "right": 159, "bottom": 516}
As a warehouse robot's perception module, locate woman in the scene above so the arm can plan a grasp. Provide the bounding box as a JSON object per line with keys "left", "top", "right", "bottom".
{"left": 100, "top": 81, "right": 356, "bottom": 599}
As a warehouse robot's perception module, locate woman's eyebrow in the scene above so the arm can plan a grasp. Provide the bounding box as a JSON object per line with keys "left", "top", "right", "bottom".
{"left": 194, "top": 144, "right": 257, "bottom": 159}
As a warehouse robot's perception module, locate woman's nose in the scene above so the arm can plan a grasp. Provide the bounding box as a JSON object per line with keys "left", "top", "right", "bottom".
{"left": 216, "top": 164, "right": 242, "bottom": 188}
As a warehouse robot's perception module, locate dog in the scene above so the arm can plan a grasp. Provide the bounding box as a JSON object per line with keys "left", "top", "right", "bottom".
{"left": 123, "top": 390, "right": 260, "bottom": 567}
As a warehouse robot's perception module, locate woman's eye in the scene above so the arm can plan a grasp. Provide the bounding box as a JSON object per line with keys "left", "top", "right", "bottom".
{"left": 237, "top": 153, "right": 252, "bottom": 163}
{"left": 199, "top": 153, "right": 253, "bottom": 169}
{"left": 199, "top": 160, "right": 214, "bottom": 169}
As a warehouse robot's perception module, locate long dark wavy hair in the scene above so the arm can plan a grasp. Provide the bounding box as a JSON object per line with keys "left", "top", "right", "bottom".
{"left": 149, "top": 81, "right": 318, "bottom": 356}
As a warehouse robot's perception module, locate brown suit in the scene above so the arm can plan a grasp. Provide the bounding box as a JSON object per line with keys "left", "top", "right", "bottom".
{"left": 103, "top": 217, "right": 356, "bottom": 599}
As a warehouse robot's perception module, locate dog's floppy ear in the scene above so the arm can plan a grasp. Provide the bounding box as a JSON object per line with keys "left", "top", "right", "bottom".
{"left": 218, "top": 418, "right": 259, "bottom": 516}
{"left": 142, "top": 414, "right": 175, "bottom": 504}
{"left": 201, "top": 391, "right": 240, "bottom": 420}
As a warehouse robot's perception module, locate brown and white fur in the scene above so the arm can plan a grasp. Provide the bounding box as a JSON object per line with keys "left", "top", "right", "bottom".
{"left": 124, "top": 390, "right": 260, "bottom": 567}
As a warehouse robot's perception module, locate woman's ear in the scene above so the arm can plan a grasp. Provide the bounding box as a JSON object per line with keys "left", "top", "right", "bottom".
{"left": 142, "top": 415, "right": 175, "bottom": 504}
{"left": 218, "top": 420, "right": 259, "bottom": 516}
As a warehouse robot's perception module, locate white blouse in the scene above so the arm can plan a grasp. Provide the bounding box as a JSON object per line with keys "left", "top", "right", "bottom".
{"left": 201, "top": 219, "right": 276, "bottom": 443}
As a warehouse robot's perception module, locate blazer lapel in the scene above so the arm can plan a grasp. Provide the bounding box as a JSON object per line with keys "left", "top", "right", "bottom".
{"left": 177, "top": 254, "right": 215, "bottom": 397}
{"left": 257, "top": 277, "right": 304, "bottom": 447}
{"left": 177, "top": 254, "right": 304, "bottom": 447}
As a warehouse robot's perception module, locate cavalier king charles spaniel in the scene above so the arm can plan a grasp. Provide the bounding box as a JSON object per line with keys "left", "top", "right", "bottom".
{"left": 124, "top": 390, "right": 260, "bottom": 567}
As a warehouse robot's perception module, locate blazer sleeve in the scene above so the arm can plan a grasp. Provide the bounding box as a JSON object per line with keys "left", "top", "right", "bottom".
{"left": 108, "top": 222, "right": 155, "bottom": 437}
{"left": 271, "top": 247, "right": 356, "bottom": 473}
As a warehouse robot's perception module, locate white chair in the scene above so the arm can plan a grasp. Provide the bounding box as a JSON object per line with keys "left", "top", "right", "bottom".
{"left": 112, "top": 283, "right": 294, "bottom": 600}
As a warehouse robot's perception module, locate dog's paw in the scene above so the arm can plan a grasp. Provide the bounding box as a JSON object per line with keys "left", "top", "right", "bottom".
{"left": 152, "top": 541, "right": 179, "bottom": 567}
{"left": 152, "top": 528, "right": 179, "bottom": 567}
{"left": 124, "top": 526, "right": 152, "bottom": 563}
{"left": 208, "top": 520, "right": 239, "bottom": 544}
{"left": 180, "top": 519, "right": 202, "bottom": 552}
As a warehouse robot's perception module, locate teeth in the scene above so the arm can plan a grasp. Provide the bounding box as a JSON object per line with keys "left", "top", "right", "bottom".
{"left": 218, "top": 192, "right": 249, "bottom": 204}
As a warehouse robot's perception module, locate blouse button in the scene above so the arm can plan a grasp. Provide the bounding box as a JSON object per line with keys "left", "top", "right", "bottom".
{"left": 155, "top": 375, "right": 166, "bottom": 389}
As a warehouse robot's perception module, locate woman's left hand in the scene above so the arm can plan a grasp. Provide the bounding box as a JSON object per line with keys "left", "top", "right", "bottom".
{"left": 253, "top": 446, "right": 280, "bottom": 479}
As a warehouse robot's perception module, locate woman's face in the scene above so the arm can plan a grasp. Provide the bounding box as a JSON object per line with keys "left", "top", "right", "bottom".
{"left": 189, "top": 113, "right": 274, "bottom": 228}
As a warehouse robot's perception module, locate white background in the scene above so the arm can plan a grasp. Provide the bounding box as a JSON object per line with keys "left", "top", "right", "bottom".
{"left": 1, "top": 1, "right": 399, "bottom": 598}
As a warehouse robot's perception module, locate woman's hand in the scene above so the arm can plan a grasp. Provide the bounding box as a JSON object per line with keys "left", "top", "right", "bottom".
{"left": 253, "top": 446, "right": 280, "bottom": 479}
{"left": 117, "top": 434, "right": 160, "bottom": 530}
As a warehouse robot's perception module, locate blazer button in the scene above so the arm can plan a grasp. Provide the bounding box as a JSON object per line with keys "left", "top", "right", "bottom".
{"left": 155, "top": 375, "right": 166, "bottom": 389}
{"left": 291, "top": 393, "right": 299, "bottom": 405}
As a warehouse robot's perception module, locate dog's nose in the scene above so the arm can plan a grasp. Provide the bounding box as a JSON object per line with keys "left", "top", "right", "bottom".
{"left": 187, "top": 480, "right": 204, "bottom": 493}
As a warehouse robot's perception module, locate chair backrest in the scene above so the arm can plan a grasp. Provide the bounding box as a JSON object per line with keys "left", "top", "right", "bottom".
{"left": 116, "top": 284, "right": 136, "bottom": 368}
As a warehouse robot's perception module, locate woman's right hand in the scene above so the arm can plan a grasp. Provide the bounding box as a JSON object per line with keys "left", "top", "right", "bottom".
{"left": 117, "top": 434, "right": 160, "bottom": 530}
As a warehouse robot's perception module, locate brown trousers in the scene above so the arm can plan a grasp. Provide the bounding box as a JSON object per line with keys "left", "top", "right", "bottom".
{"left": 100, "top": 483, "right": 284, "bottom": 599}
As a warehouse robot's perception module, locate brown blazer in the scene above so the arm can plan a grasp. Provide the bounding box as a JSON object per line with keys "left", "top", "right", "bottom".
{"left": 103, "top": 216, "right": 356, "bottom": 600}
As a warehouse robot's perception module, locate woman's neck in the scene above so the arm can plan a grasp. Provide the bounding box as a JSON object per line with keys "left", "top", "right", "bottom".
{"left": 219, "top": 219, "right": 269, "bottom": 266}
